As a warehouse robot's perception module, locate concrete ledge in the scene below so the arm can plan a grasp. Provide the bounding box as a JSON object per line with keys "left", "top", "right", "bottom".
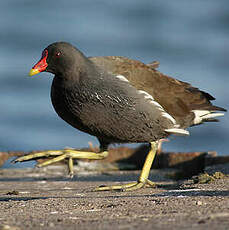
{"left": 0, "top": 163, "right": 229, "bottom": 230}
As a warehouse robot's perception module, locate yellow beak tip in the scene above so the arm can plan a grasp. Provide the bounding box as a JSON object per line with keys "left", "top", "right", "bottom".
{"left": 29, "top": 68, "right": 40, "bottom": 76}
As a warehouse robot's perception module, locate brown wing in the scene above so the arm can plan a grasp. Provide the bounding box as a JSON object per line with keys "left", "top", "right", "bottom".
{"left": 89, "top": 56, "right": 226, "bottom": 128}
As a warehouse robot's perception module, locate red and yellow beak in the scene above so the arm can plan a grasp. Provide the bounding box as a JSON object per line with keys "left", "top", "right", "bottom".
{"left": 29, "top": 49, "right": 48, "bottom": 76}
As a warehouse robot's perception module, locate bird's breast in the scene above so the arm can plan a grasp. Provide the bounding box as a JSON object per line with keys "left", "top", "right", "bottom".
{"left": 51, "top": 77, "right": 86, "bottom": 132}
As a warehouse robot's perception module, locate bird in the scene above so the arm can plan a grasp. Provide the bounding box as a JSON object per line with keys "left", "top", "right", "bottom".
{"left": 14, "top": 41, "right": 226, "bottom": 191}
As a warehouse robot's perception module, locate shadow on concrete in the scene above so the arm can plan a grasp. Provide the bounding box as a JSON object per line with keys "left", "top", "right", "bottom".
{"left": 1, "top": 189, "right": 229, "bottom": 203}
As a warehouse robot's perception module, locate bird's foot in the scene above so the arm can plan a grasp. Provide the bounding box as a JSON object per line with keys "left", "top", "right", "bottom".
{"left": 94, "top": 179, "right": 156, "bottom": 192}
{"left": 13, "top": 149, "right": 108, "bottom": 177}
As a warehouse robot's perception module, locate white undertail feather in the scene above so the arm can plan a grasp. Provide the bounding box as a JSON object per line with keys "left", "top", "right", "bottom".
{"left": 192, "top": 110, "right": 225, "bottom": 125}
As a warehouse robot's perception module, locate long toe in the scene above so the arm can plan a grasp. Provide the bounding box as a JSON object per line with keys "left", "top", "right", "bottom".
{"left": 94, "top": 179, "right": 156, "bottom": 192}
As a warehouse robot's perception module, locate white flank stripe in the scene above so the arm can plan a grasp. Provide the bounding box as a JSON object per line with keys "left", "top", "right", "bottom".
{"left": 138, "top": 90, "right": 155, "bottom": 100}
{"left": 116, "top": 75, "right": 129, "bottom": 82}
{"left": 162, "top": 113, "right": 177, "bottom": 124}
{"left": 165, "top": 128, "right": 189, "bottom": 136}
{"left": 138, "top": 90, "right": 177, "bottom": 125}
{"left": 149, "top": 100, "right": 163, "bottom": 110}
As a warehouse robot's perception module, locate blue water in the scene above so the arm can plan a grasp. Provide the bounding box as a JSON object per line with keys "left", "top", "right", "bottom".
{"left": 1, "top": 1, "right": 229, "bottom": 168}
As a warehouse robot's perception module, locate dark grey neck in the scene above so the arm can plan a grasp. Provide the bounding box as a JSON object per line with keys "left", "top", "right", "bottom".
{"left": 58, "top": 53, "right": 99, "bottom": 84}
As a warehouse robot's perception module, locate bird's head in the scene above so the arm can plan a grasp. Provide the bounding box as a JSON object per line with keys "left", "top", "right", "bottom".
{"left": 29, "top": 42, "right": 86, "bottom": 78}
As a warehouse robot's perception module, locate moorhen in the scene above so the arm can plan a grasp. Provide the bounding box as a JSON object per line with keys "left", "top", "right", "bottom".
{"left": 14, "top": 42, "right": 226, "bottom": 191}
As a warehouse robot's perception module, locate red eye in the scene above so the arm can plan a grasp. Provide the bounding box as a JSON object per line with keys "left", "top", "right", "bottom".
{"left": 55, "top": 52, "right": 61, "bottom": 57}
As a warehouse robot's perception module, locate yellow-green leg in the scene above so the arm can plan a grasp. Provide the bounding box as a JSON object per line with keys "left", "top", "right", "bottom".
{"left": 13, "top": 148, "right": 108, "bottom": 177}
{"left": 94, "top": 142, "right": 157, "bottom": 191}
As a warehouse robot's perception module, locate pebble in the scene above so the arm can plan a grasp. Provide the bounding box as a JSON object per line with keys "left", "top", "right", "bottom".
{"left": 196, "top": 201, "right": 202, "bottom": 206}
